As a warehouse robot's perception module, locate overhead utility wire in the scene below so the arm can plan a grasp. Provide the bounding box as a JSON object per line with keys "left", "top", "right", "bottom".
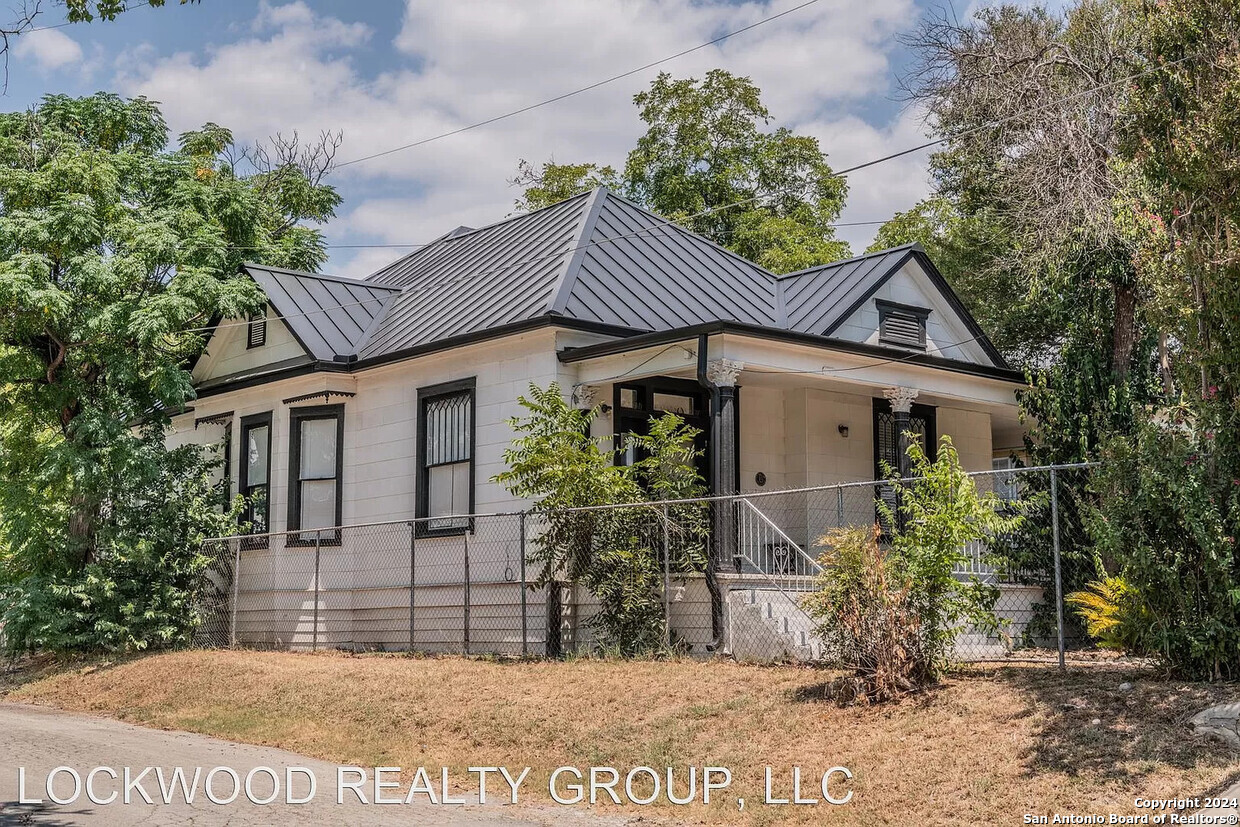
{"left": 179, "top": 51, "right": 1203, "bottom": 337}
{"left": 332, "top": 0, "right": 824, "bottom": 169}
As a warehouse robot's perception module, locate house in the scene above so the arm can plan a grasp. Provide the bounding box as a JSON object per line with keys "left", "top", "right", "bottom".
{"left": 177, "top": 187, "right": 1028, "bottom": 657}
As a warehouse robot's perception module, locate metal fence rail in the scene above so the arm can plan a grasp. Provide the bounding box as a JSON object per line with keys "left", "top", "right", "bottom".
{"left": 200, "top": 514, "right": 541, "bottom": 656}
{"left": 198, "top": 463, "right": 1100, "bottom": 665}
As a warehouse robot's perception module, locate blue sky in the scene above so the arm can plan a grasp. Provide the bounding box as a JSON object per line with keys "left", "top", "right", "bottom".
{"left": 4, "top": 0, "right": 1037, "bottom": 276}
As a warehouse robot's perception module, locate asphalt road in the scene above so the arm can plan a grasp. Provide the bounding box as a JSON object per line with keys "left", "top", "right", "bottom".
{"left": 0, "top": 703, "right": 619, "bottom": 827}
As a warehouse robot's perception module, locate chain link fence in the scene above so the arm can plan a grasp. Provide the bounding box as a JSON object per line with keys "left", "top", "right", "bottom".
{"left": 197, "top": 463, "right": 1100, "bottom": 665}
{"left": 200, "top": 514, "right": 543, "bottom": 656}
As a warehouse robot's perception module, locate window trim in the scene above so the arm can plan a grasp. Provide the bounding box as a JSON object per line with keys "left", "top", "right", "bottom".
{"left": 238, "top": 412, "right": 273, "bottom": 548}
{"left": 416, "top": 378, "right": 476, "bottom": 537}
{"left": 287, "top": 404, "right": 345, "bottom": 547}
{"left": 247, "top": 309, "right": 267, "bottom": 349}
{"left": 876, "top": 299, "right": 929, "bottom": 350}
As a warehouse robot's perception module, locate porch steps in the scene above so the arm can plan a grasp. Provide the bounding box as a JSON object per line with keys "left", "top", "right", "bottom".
{"left": 727, "top": 587, "right": 824, "bottom": 662}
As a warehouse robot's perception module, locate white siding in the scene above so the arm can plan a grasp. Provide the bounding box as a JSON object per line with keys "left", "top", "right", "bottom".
{"left": 832, "top": 260, "right": 996, "bottom": 366}
{"left": 192, "top": 309, "right": 308, "bottom": 384}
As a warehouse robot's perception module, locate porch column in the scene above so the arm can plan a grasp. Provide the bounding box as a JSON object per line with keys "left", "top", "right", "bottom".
{"left": 707, "top": 358, "right": 743, "bottom": 571}
{"left": 883, "top": 386, "right": 919, "bottom": 478}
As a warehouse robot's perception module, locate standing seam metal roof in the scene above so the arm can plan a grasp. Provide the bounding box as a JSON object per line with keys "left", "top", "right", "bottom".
{"left": 235, "top": 190, "right": 1001, "bottom": 369}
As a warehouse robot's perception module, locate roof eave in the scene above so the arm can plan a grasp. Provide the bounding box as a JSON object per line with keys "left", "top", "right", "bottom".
{"left": 556, "top": 320, "right": 1026, "bottom": 384}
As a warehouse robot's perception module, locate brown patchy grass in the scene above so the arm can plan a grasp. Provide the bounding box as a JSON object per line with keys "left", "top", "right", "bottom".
{"left": 4, "top": 650, "right": 1238, "bottom": 826}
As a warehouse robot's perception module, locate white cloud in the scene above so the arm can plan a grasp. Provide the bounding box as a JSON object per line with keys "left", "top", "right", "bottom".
{"left": 805, "top": 106, "right": 936, "bottom": 252}
{"left": 13, "top": 28, "right": 84, "bottom": 72}
{"left": 115, "top": 0, "right": 926, "bottom": 274}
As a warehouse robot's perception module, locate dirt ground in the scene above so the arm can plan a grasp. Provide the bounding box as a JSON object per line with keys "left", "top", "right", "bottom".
{"left": 3, "top": 650, "right": 1238, "bottom": 826}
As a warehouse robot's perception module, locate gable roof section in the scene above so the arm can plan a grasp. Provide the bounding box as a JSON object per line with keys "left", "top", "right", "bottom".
{"left": 243, "top": 263, "right": 400, "bottom": 361}
{"left": 775, "top": 243, "right": 1008, "bottom": 368}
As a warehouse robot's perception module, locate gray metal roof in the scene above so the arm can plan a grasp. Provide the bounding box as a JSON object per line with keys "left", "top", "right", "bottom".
{"left": 359, "top": 188, "right": 775, "bottom": 359}
{"left": 230, "top": 190, "right": 1002, "bottom": 369}
{"left": 776, "top": 244, "right": 917, "bottom": 334}
{"left": 243, "top": 263, "right": 400, "bottom": 361}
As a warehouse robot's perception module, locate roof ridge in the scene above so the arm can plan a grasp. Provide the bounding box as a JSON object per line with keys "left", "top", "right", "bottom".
{"left": 772, "top": 242, "right": 922, "bottom": 280}
{"left": 546, "top": 186, "right": 610, "bottom": 315}
{"left": 600, "top": 188, "right": 777, "bottom": 279}
{"left": 244, "top": 262, "right": 402, "bottom": 291}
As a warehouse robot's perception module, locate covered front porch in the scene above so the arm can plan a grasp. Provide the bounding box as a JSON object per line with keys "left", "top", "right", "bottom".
{"left": 561, "top": 327, "right": 1025, "bottom": 557}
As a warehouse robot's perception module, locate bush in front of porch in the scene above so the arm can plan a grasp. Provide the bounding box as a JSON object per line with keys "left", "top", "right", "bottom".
{"left": 804, "top": 436, "right": 1021, "bottom": 702}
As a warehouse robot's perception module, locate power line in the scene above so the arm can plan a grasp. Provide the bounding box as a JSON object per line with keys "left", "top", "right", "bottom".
{"left": 332, "top": 0, "right": 823, "bottom": 170}
{"left": 214, "top": 217, "right": 893, "bottom": 252}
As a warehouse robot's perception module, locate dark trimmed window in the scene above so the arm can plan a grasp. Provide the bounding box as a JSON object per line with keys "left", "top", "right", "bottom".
{"left": 417, "top": 379, "right": 475, "bottom": 534}
{"left": 247, "top": 310, "right": 267, "bottom": 348}
{"left": 877, "top": 299, "right": 929, "bottom": 350}
{"left": 288, "top": 405, "right": 344, "bottom": 544}
{"left": 239, "top": 412, "right": 272, "bottom": 544}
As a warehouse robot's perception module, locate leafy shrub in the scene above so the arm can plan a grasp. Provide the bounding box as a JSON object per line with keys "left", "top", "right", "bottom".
{"left": 805, "top": 435, "right": 1021, "bottom": 700}
{"left": 1087, "top": 405, "right": 1240, "bottom": 679}
{"left": 802, "top": 525, "right": 931, "bottom": 703}
{"left": 0, "top": 427, "right": 239, "bottom": 655}
{"left": 495, "top": 383, "right": 707, "bottom": 656}
{"left": 1066, "top": 576, "right": 1152, "bottom": 653}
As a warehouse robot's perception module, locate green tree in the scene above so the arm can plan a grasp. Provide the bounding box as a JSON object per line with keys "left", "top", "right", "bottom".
{"left": 495, "top": 383, "right": 708, "bottom": 656}
{"left": 1085, "top": 0, "right": 1240, "bottom": 678}
{"left": 512, "top": 70, "right": 850, "bottom": 273}
{"left": 0, "top": 93, "right": 340, "bottom": 651}
{"left": 508, "top": 158, "right": 619, "bottom": 213}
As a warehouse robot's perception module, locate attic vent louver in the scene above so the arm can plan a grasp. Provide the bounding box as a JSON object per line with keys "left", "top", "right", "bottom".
{"left": 247, "top": 311, "right": 267, "bottom": 349}
{"left": 876, "top": 299, "right": 928, "bottom": 350}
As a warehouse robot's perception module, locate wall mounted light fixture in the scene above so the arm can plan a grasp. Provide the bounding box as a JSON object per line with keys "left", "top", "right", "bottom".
{"left": 838, "top": 424, "right": 850, "bottom": 437}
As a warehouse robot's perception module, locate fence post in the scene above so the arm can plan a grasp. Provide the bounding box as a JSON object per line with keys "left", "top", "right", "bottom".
{"left": 463, "top": 531, "right": 471, "bottom": 655}
{"left": 836, "top": 486, "right": 844, "bottom": 528}
{"left": 1050, "top": 468, "right": 1065, "bottom": 671}
{"left": 313, "top": 529, "right": 321, "bottom": 653}
{"left": 408, "top": 521, "right": 417, "bottom": 653}
{"left": 230, "top": 540, "right": 241, "bottom": 648}
{"left": 519, "top": 512, "right": 528, "bottom": 658}
{"left": 663, "top": 503, "right": 672, "bottom": 650}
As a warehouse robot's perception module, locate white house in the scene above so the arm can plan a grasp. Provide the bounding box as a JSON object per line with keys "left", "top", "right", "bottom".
{"left": 177, "top": 187, "right": 1028, "bottom": 657}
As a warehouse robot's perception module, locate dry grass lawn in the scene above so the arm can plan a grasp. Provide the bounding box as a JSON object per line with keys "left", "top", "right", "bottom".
{"left": 3, "top": 650, "right": 1238, "bottom": 825}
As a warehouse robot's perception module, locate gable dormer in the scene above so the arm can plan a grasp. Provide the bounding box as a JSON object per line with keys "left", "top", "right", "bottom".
{"left": 776, "top": 244, "right": 1006, "bottom": 369}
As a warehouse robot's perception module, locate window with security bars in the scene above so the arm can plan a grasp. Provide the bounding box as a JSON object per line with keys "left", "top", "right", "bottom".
{"left": 873, "top": 398, "right": 936, "bottom": 533}
{"left": 876, "top": 299, "right": 928, "bottom": 350}
{"left": 289, "top": 405, "right": 344, "bottom": 544}
{"left": 247, "top": 311, "right": 267, "bottom": 348}
{"left": 417, "top": 380, "right": 474, "bottom": 533}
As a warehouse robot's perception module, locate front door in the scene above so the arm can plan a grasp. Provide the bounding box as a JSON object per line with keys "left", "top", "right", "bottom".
{"left": 873, "top": 398, "right": 936, "bottom": 528}
{"left": 614, "top": 377, "right": 712, "bottom": 490}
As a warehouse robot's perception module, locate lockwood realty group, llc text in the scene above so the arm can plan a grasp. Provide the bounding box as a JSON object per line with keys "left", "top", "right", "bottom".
{"left": 11, "top": 764, "right": 856, "bottom": 811}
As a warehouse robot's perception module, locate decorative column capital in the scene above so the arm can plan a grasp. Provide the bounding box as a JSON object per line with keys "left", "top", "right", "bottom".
{"left": 706, "top": 358, "right": 744, "bottom": 387}
{"left": 572, "top": 384, "right": 600, "bottom": 409}
{"left": 883, "top": 386, "right": 919, "bottom": 414}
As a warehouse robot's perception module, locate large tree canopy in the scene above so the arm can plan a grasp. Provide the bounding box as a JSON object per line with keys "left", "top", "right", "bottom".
{"left": 0, "top": 92, "right": 340, "bottom": 578}
{"left": 894, "top": 1, "right": 1162, "bottom": 441}
{"left": 511, "top": 70, "right": 850, "bottom": 273}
